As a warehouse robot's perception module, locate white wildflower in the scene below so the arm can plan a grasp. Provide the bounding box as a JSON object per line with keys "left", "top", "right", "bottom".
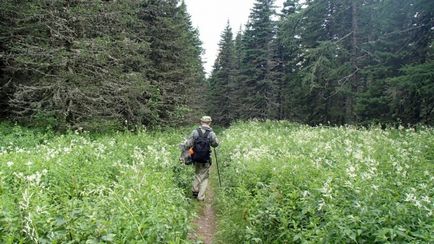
{"left": 354, "top": 150, "right": 363, "bottom": 161}
{"left": 26, "top": 171, "right": 43, "bottom": 185}
{"left": 7, "top": 161, "right": 14, "bottom": 167}
{"left": 425, "top": 207, "right": 432, "bottom": 217}
{"left": 404, "top": 193, "right": 416, "bottom": 202}
{"left": 421, "top": 196, "right": 431, "bottom": 203}
{"left": 346, "top": 165, "right": 357, "bottom": 178}
{"left": 354, "top": 201, "right": 361, "bottom": 208}
{"left": 318, "top": 198, "right": 326, "bottom": 211}
{"left": 20, "top": 189, "right": 38, "bottom": 242}
{"left": 320, "top": 178, "right": 333, "bottom": 199}
{"left": 414, "top": 200, "right": 422, "bottom": 209}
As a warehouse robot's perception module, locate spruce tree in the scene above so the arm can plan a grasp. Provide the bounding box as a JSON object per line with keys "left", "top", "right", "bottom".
{"left": 176, "top": 1, "right": 207, "bottom": 122}
{"left": 357, "top": 0, "right": 434, "bottom": 124}
{"left": 1, "top": 0, "right": 206, "bottom": 129}
{"left": 139, "top": 0, "right": 205, "bottom": 125}
{"left": 208, "top": 22, "right": 236, "bottom": 125}
{"left": 238, "top": 0, "right": 278, "bottom": 119}
{"left": 274, "top": 0, "right": 297, "bottom": 120}
{"left": 231, "top": 29, "right": 245, "bottom": 120}
{"left": 3, "top": 0, "right": 158, "bottom": 129}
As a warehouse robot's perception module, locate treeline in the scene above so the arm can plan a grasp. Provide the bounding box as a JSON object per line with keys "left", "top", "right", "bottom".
{"left": 208, "top": 0, "right": 434, "bottom": 126}
{"left": 1, "top": 0, "right": 433, "bottom": 130}
{"left": 0, "top": 0, "right": 205, "bottom": 130}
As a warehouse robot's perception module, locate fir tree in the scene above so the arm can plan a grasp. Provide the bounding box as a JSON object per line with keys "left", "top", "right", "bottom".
{"left": 139, "top": 0, "right": 205, "bottom": 125}
{"left": 208, "top": 22, "right": 236, "bottom": 125}
{"left": 176, "top": 1, "right": 207, "bottom": 122}
{"left": 238, "top": 0, "right": 278, "bottom": 119}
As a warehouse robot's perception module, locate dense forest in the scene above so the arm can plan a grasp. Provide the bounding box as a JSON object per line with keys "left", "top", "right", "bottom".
{"left": 0, "top": 0, "right": 206, "bottom": 130}
{"left": 208, "top": 0, "right": 434, "bottom": 126}
{"left": 1, "top": 0, "right": 433, "bottom": 130}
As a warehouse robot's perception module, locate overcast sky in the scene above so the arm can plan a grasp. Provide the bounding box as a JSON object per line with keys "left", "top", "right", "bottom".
{"left": 184, "top": 0, "right": 285, "bottom": 76}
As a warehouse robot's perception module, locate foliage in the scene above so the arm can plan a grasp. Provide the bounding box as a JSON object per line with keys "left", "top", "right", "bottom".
{"left": 214, "top": 121, "right": 434, "bottom": 243}
{"left": 0, "top": 123, "right": 195, "bottom": 242}
{"left": 207, "top": 0, "right": 280, "bottom": 123}
{"left": 0, "top": 0, "right": 205, "bottom": 130}
{"left": 208, "top": 22, "right": 237, "bottom": 126}
{"left": 208, "top": 0, "right": 434, "bottom": 126}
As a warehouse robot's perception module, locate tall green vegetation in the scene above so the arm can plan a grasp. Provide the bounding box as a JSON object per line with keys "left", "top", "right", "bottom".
{"left": 0, "top": 123, "right": 194, "bottom": 242}
{"left": 0, "top": 0, "right": 205, "bottom": 130}
{"left": 215, "top": 121, "right": 434, "bottom": 243}
{"left": 208, "top": 0, "right": 434, "bottom": 126}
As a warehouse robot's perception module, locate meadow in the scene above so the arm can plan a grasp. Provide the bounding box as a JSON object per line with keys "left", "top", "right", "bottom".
{"left": 1, "top": 121, "right": 433, "bottom": 243}
{"left": 0, "top": 123, "right": 194, "bottom": 243}
{"left": 214, "top": 121, "right": 434, "bottom": 243}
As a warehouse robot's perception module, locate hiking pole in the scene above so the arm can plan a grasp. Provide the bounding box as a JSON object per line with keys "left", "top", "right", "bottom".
{"left": 214, "top": 148, "right": 222, "bottom": 187}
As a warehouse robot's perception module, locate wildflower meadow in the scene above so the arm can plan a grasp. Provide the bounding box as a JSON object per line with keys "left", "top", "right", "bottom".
{"left": 214, "top": 121, "right": 434, "bottom": 243}
{"left": 0, "top": 121, "right": 433, "bottom": 243}
{"left": 0, "top": 124, "right": 194, "bottom": 243}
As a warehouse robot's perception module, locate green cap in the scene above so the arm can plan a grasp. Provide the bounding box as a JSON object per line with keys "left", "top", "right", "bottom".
{"left": 200, "top": 116, "right": 212, "bottom": 123}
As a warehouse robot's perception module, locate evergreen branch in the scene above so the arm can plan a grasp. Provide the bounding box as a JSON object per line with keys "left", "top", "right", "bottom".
{"left": 360, "top": 24, "right": 428, "bottom": 45}
{"left": 323, "top": 67, "right": 360, "bottom": 100}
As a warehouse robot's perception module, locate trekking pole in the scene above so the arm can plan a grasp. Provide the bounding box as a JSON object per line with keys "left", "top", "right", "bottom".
{"left": 214, "top": 148, "right": 222, "bottom": 187}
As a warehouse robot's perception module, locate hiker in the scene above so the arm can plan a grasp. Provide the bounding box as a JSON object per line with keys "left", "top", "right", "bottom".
{"left": 181, "top": 116, "right": 219, "bottom": 201}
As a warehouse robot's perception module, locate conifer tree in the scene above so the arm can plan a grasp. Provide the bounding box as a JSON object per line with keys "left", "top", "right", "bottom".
{"left": 3, "top": 0, "right": 158, "bottom": 129}
{"left": 1, "top": 0, "right": 206, "bottom": 129}
{"left": 357, "top": 0, "right": 434, "bottom": 124}
{"left": 231, "top": 29, "right": 245, "bottom": 119}
{"left": 274, "top": 0, "right": 297, "bottom": 120}
{"left": 237, "top": 0, "right": 278, "bottom": 119}
{"left": 2, "top": 0, "right": 432, "bottom": 127}
{"left": 176, "top": 1, "right": 207, "bottom": 122}
{"left": 139, "top": 0, "right": 205, "bottom": 125}
{"left": 208, "top": 22, "right": 236, "bottom": 125}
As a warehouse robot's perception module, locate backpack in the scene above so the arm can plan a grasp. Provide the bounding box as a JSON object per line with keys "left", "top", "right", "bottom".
{"left": 191, "top": 128, "right": 211, "bottom": 163}
{"left": 179, "top": 143, "right": 193, "bottom": 165}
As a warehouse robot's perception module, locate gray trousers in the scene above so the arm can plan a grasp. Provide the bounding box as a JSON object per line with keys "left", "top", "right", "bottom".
{"left": 192, "top": 162, "right": 211, "bottom": 200}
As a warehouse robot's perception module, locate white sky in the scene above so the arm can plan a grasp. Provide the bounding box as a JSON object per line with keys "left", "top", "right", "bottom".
{"left": 184, "top": 0, "right": 285, "bottom": 76}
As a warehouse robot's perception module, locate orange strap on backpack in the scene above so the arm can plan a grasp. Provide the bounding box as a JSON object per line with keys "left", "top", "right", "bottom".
{"left": 188, "top": 147, "right": 194, "bottom": 156}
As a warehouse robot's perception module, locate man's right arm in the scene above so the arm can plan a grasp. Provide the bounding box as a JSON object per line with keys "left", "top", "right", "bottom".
{"left": 185, "top": 129, "right": 197, "bottom": 148}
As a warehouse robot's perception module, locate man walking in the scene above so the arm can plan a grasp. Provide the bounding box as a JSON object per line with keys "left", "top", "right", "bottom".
{"left": 183, "top": 116, "right": 219, "bottom": 201}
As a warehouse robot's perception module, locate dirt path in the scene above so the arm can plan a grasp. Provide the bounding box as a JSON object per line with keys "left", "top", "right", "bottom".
{"left": 191, "top": 185, "right": 217, "bottom": 244}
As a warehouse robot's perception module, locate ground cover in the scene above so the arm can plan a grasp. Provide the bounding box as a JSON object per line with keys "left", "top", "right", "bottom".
{"left": 1, "top": 121, "right": 433, "bottom": 243}
{"left": 214, "top": 121, "right": 434, "bottom": 243}
{"left": 0, "top": 124, "right": 195, "bottom": 243}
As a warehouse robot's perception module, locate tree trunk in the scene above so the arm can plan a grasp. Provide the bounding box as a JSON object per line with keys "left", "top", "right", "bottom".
{"left": 346, "top": 0, "right": 359, "bottom": 124}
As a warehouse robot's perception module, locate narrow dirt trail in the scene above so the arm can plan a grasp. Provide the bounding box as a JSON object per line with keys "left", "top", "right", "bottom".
{"left": 191, "top": 185, "right": 217, "bottom": 244}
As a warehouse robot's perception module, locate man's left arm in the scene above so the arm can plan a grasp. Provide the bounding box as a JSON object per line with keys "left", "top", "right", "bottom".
{"left": 210, "top": 131, "right": 219, "bottom": 147}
